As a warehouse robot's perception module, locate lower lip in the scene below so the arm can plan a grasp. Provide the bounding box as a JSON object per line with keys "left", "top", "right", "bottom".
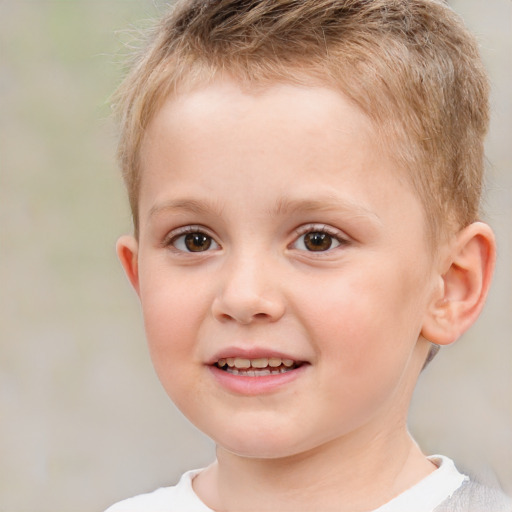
{"left": 208, "top": 364, "right": 308, "bottom": 395}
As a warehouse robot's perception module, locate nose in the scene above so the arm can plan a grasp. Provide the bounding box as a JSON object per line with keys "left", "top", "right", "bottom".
{"left": 211, "top": 253, "right": 286, "bottom": 325}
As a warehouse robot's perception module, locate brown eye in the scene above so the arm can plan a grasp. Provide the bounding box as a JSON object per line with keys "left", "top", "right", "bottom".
{"left": 184, "top": 233, "right": 213, "bottom": 252}
{"left": 170, "top": 228, "right": 220, "bottom": 253}
{"left": 303, "top": 232, "right": 333, "bottom": 251}
{"left": 292, "top": 227, "right": 345, "bottom": 253}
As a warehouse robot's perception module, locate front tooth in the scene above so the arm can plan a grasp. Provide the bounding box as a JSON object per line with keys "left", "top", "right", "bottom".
{"left": 268, "top": 357, "right": 282, "bottom": 367}
{"left": 282, "top": 359, "right": 294, "bottom": 367}
{"left": 234, "top": 358, "right": 251, "bottom": 369}
{"left": 251, "top": 358, "right": 268, "bottom": 368}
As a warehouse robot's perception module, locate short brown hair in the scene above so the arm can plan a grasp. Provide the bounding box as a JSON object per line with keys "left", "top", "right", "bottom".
{"left": 113, "top": 0, "right": 490, "bottom": 240}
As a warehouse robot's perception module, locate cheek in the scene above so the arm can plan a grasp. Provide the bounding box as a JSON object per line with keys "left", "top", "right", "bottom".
{"left": 140, "top": 288, "right": 209, "bottom": 412}
{"left": 296, "top": 262, "right": 426, "bottom": 367}
{"left": 138, "top": 269, "right": 209, "bottom": 377}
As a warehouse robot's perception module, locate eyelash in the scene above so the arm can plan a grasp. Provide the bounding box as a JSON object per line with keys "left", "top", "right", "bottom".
{"left": 164, "top": 226, "right": 220, "bottom": 253}
{"left": 164, "top": 224, "right": 350, "bottom": 254}
{"left": 291, "top": 224, "right": 350, "bottom": 253}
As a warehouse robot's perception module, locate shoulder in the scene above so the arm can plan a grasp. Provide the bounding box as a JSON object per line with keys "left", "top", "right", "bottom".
{"left": 434, "top": 471, "right": 511, "bottom": 512}
{"left": 104, "top": 469, "right": 212, "bottom": 512}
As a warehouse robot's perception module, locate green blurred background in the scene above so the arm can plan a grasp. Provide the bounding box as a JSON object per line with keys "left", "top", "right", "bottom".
{"left": 0, "top": 1, "right": 510, "bottom": 510}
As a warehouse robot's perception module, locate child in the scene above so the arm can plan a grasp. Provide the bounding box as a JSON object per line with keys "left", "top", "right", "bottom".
{"left": 106, "top": 0, "right": 510, "bottom": 510}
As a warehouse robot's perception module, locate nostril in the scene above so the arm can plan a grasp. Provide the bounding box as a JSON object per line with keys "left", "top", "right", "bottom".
{"left": 211, "top": 294, "right": 285, "bottom": 324}
{"left": 216, "top": 311, "right": 270, "bottom": 325}
{"left": 217, "top": 313, "right": 234, "bottom": 322}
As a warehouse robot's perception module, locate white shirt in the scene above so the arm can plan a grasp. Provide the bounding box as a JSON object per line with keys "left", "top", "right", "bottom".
{"left": 104, "top": 455, "right": 467, "bottom": 512}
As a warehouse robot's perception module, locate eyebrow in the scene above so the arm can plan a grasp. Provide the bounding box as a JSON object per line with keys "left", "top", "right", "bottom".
{"left": 148, "top": 195, "right": 381, "bottom": 225}
{"left": 270, "top": 196, "right": 382, "bottom": 224}
{"left": 148, "top": 198, "right": 224, "bottom": 220}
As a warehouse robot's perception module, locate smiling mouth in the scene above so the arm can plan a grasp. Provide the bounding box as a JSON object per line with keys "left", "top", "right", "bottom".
{"left": 215, "top": 357, "right": 302, "bottom": 376}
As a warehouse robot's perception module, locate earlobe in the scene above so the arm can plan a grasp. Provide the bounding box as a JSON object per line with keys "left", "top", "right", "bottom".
{"left": 421, "top": 222, "right": 496, "bottom": 345}
{"left": 116, "top": 235, "right": 140, "bottom": 295}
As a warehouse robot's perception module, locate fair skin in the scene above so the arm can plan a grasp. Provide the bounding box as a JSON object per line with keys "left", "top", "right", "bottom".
{"left": 118, "top": 78, "right": 495, "bottom": 512}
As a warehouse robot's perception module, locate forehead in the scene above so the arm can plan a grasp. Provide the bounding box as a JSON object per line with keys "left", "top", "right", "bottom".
{"left": 142, "top": 78, "right": 381, "bottom": 178}
{"left": 139, "top": 78, "right": 426, "bottom": 236}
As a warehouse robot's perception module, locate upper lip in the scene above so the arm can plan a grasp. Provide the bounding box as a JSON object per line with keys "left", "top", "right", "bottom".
{"left": 206, "top": 347, "right": 307, "bottom": 365}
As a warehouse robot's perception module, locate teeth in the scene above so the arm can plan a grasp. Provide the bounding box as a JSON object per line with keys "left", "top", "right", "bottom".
{"left": 268, "top": 357, "right": 281, "bottom": 367}
{"left": 216, "top": 356, "right": 298, "bottom": 372}
{"left": 234, "top": 358, "right": 251, "bottom": 369}
{"left": 225, "top": 367, "right": 288, "bottom": 377}
{"left": 251, "top": 358, "right": 268, "bottom": 368}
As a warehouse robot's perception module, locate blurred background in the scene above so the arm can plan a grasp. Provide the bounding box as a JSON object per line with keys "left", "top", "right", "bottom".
{"left": 0, "top": 1, "right": 510, "bottom": 510}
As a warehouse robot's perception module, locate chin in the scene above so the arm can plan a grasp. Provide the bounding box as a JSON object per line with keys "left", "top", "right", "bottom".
{"left": 221, "top": 442, "right": 304, "bottom": 460}
{"left": 210, "top": 423, "right": 319, "bottom": 460}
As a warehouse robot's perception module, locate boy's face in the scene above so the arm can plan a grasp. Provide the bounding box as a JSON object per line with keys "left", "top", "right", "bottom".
{"left": 120, "top": 79, "right": 439, "bottom": 459}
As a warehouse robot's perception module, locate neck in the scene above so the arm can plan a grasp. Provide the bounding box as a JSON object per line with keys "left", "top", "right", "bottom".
{"left": 194, "top": 426, "right": 435, "bottom": 512}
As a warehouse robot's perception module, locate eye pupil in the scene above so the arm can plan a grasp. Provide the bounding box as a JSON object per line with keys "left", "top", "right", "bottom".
{"left": 184, "top": 233, "right": 212, "bottom": 252}
{"left": 304, "top": 232, "right": 332, "bottom": 251}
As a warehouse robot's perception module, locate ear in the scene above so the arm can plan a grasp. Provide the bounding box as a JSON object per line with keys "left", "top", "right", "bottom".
{"left": 421, "top": 222, "right": 496, "bottom": 345}
{"left": 116, "top": 235, "right": 140, "bottom": 295}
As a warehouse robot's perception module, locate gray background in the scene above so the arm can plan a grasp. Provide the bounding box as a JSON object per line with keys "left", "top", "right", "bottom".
{"left": 0, "top": 1, "right": 510, "bottom": 511}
